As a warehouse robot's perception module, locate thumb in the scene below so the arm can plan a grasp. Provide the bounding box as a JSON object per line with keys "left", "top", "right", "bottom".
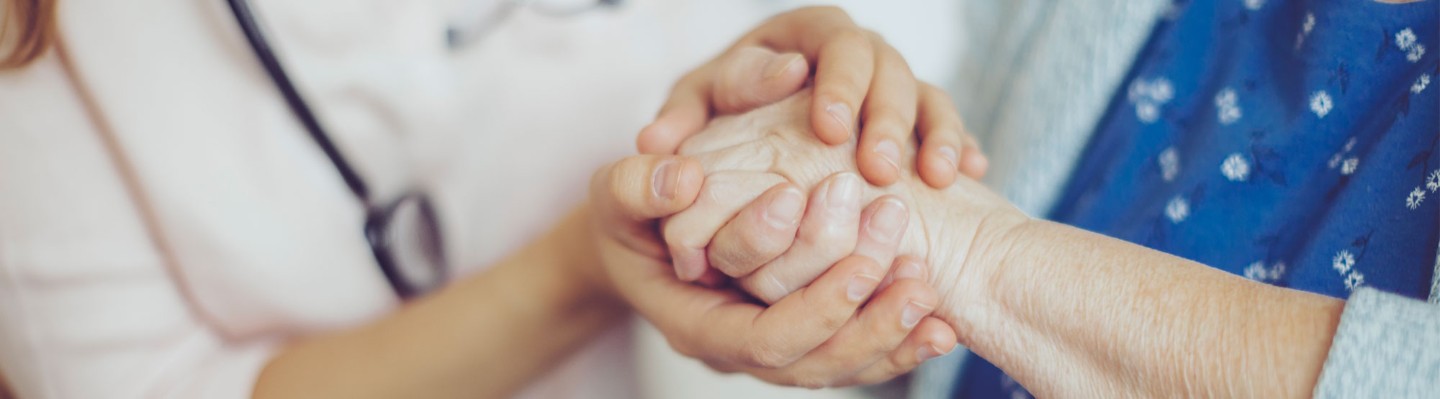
{"left": 636, "top": 47, "right": 809, "bottom": 156}
{"left": 712, "top": 46, "right": 810, "bottom": 114}
{"left": 591, "top": 155, "right": 705, "bottom": 222}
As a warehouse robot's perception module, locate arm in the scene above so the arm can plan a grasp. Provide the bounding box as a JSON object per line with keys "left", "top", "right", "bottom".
{"left": 926, "top": 210, "right": 1343, "bottom": 398}
{"left": 677, "top": 89, "right": 1351, "bottom": 398}
{"left": 254, "top": 209, "right": 625, "bottom": 399}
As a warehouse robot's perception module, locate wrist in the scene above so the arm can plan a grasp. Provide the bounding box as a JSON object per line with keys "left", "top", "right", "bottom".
{"left": 898, "top": 179, "right": 1032, "bottom": 340}
{"left": 549, "top": 206, "right": 622, "bottom": 305}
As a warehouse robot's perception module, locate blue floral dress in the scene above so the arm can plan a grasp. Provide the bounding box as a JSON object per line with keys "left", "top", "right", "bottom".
{"left": 954, "top": 0, "right": 1439, "bottom": 397}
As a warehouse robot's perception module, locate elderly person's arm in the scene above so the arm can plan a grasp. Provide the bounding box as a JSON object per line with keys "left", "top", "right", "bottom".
{"left": 673, "top": 90, "right": 1438, "bottom": 398}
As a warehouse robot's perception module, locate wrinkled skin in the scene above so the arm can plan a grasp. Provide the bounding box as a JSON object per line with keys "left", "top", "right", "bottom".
{"left": 668, "top": 89, "right": 1028, "bottom": 313}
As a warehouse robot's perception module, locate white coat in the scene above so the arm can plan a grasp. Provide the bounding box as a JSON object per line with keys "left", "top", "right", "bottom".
{"left": 0, "top": 1, "right": 962, "bottom": 398}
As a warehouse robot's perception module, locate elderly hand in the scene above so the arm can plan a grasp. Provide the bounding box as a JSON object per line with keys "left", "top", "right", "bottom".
{"left": 667, "top": 89, "right": 1031, "bottom": 326}
{"left": 588, "top": 153, "right": 958, "bottom": 388}
{"left": 636, "top": 6, "right": 988, "bottom": 189}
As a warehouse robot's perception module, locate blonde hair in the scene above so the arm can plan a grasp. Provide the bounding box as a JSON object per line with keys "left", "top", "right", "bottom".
{"left": 1, "top": 0, "right": 57, "bottom": 69}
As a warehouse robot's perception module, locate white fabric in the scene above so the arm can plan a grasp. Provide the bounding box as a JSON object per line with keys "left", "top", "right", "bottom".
{"left": 0, "top": 0, "right": 963, "bottom": 398}
{"left": 950, "top": 0, "right": 1170, "bottom": 217}
{"left": 910, "top": 1, "right": 1168, "bottom": 397}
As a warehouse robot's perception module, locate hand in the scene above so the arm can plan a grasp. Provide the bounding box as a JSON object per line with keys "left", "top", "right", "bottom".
{"left": 636, "top": 6, "right": 988, "bottom": 189}
{"left": 669, "top": 89, "right": 1030, "bottom": 320}
{"left": 588, "top": 155, "right": 957, "bottom": 388}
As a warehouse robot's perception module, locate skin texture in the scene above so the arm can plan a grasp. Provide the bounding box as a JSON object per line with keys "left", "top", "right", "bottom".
{"left": 679, "top": 89, "right": 1348, "bottom": 398}
{"left": 637, "top": 6, "right": 987, "bottom": 191}
{"left": 248, "top": 8, "right": 974, "bottom": 397}
{"left": 592, "top": 155, "right": 958, "bottom": 388}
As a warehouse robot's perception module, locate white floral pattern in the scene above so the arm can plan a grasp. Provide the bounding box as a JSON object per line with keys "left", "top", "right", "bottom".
{"left": 1427, "top": 170, "right": 1440, "bottom": 192}
{"left": 1244, "top": 0, "right": 1265, "bottom": 11}
{"left": 1310, "top": 91, "right": 1333, "bottom": 118}
{"left": 1344, "top": 270, "right": 1366, "bottom": 290}
{"left": 1397, "top": 28, "right": 1417, "bottom": 49}
{"left": 1414, "top": 74, "right": 1431, "bottom": 94}
{"left": 1222, "top": 153, "right": 1250, "bottom": 181}
{"left": 1341, "top": 157, "right": 1359, "bottom": 175}
{"left": 1165, "top": 195, "right": 1190, "bottom": 223}
{"left": 1407, "top": 187, "right": 1426, "bottom": 210}
{"left": 1216, "top": 87, "right": 1243, "bottom": 125}
{"left": 1396, "top": 28, "right": 1426, "bottom": 63}
{"left": 1130, "top": 77, "right": 1174, "bottom": 124}
{"left": 1245, "top": 261, "right": 1287, "bottom": 282}
{"left": 1159, "top": 147, "right": 1181, "bottom": 182}
{"left": 1333, "top": 250, "right": 1365, "bottom": 291}
{"left": 1334, "top": 250, "right": 1355, "bottom": 274}
{"left": 1295, "top": 12, "right": 1316, "bottom": 49}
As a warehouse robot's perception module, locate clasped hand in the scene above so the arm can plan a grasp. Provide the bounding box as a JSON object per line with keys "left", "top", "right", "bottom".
{"left": 592, "top": 90, "right": 996, "bottom": 388}
{"left": 586, "top": 6, "right": 1008, "bottom": 389}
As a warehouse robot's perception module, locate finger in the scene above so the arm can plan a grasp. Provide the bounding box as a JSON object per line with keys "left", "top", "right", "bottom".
{"left": 915, "top": 83, "right": 967, "bottom": 187}
{"left": 843, "top": 317, "right": 957, "bottom": 386}
{"left": 752, "top": 277, "right": 940, "bottom": 388}
{"left": 808, "top": 28, "right": 875, "bottom": 146}
{"left": 707, "top": 184, "right": 806, "bottom": 278}
{"left": 711, "top": 46, "right": 810, "bottom": 114}
{"left": 663, "top": 172, "right": 787, "bottom": 281}
{"left": 959, "top": 135, "right": 990, "bottom": 179}
{"left": 590, "top": 155, "right": 705, "bottom": 256}
{"left": 878, "top": 253, "right": 927, "bottom": 291}
{"left": 853, "top": 34, "right": 918, "bottom": 187}
{"left": 739, "top": 172, "right": 865, "bottom": 304}
{"left": 638, "top": 71, "right": 714, "bottom": 155}
{"left": 698, "top": 254, "right": 886, "bottom": 369}
{"left": 850, "top": 195, "right": 909, "bottom": 270}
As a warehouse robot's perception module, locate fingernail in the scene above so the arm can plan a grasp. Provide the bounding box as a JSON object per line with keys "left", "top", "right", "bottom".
{"left": 894, "top": 258, "right": 924, "bottom": 281}
{"left": 865, "top": 198, "right": 906, "bottom": 243}
{"left": 875, "top": 139, "right": 902, "bottom": 174}
{"left": 764, "top": 188, "right": 806, "bottom": 228}
{"left": 939, "top": 145, "right": 960, "bottom": 171}
{"left": 652, "top": 160, "right": 681, "bottom": 200}
{"left": 901, "top": 301, "right": 931, "bottom": 329}
{"left": 847, "top": 274, "right": 881, "bottom": 302}
{"left": 826, "top": 102, "right": 855, "bottom": 137}
{"left": 825, "top": 173, "right": 861, "bottom": 213}
{"left": 916, "top": 344, "right": 945, "bottom": 362}
{"left": 763, "top": 54, "right": 803, "bottom": 79}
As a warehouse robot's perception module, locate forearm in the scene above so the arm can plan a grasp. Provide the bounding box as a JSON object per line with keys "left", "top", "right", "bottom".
{"left": 254, "top": 208, "right": 627, "bottom": 399}
{"left": 934, "top": 216, "right": 1344, "bottom": 397}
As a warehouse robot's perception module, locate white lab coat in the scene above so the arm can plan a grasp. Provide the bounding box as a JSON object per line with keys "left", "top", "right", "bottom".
{"left": 0, "top": 1, "right": 961, "bottom": 398}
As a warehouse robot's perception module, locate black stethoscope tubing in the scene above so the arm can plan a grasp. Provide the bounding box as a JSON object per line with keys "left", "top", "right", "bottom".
{"left": 225, "top": 0, "right": 372, "bottom": 202}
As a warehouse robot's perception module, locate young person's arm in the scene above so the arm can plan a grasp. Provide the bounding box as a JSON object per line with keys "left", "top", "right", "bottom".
{"left": 254, "top": 209, "right": 625, "bottom": 399}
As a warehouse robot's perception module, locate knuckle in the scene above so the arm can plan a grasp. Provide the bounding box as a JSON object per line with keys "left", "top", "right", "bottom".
{"left": 831, "top": 27, "right": 870, "bottom": 47}
{"left": 815, "top": 305, "right": 851, "bottom": 332}
{"left": 865, "top": 107, "right": 912, "bottom": 131}
{"left": 739, "top": 226, "right": 786, "bottom": 255}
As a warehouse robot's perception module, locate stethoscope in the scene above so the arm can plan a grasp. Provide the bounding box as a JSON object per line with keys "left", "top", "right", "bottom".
{"left": 224, "top": 0, "right": 620, "bottom": 299}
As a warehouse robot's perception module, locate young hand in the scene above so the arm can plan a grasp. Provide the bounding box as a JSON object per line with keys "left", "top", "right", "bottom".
{"left": 587, "top": 155, "right": 956, "bottom": 388}
{"left": 636, "top": 6, "right": 988, "bottom": 189}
